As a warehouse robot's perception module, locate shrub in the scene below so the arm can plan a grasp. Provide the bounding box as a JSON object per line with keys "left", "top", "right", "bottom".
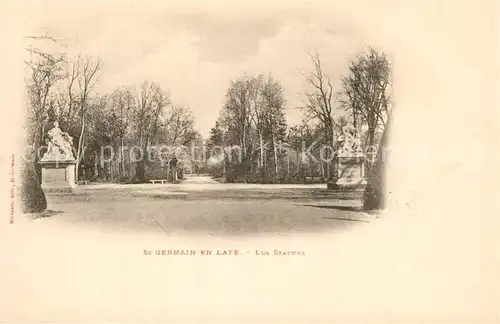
{"left": 20, "top": 161, "right": 47, "bottom": 214}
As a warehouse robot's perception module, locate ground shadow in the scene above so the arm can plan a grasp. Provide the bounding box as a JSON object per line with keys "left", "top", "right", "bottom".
{"left": 322, "top": 216, "right": 371, "bottom": 223}
{"left": 29, "top": 209, "right": 65, "bottom": 220}
{"left": 301, "top": 204, "right": 363, "bottom": 212}
{"left": 300, "top": 204, "right": 376, "bottom": 223}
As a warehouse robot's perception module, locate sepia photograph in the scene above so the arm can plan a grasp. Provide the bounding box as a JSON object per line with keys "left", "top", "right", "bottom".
{"left": 1, "top": 0, "right": 498, "bottom": 323}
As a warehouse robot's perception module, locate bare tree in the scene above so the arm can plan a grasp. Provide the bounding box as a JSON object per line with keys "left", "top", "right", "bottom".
{"left": 260, "top": 75, "right": 287, "bottom": 180}
{"left": 222, "top": 77, "right": 256, "bottom": 159}
{"left": 302, "top": 51, "right": 335, "bottom": 146}
{"left": 148, "top": 84, "right": 171, "bottom": 146}
{"left": 134, "top": 82, "right": 169, "bottom": 146}
{"left": 74, "top": 56, "right": 102, "bottom": 180}
{"left": 162, "top": 104, "right": 195, "bottom": 180}
{"left": 215, "top": 74, "right": 288, "bottom": 182}
{"left": 59, "top": 57, "right": 80, "bottom": 132}
{"left": 301, "top": 51, "right": 338, "bottom": 179}
{"left": 340, "top": 47, "right": 391, "bottom": 150}
{"left": 246, "top": 75, "right": 266, "bottom": 169}
{"left": 23, "top": 34, "right": 66, "bottom": 208}
{"left": 132, "top": 81, "right": 171, "bottom": 182}
{"left": 110, "top": 86, "right": 135, "bottom": 177}
{"left": 25, "top": 46, "right": 66, "bottom": 149}
{"left": 164, "top": 105, "right": 195, "bottom": 146}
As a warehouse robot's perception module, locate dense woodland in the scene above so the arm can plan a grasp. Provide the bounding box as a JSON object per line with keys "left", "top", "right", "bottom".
{"left": 24, "top": 35, "right": 391, "bottom": 184}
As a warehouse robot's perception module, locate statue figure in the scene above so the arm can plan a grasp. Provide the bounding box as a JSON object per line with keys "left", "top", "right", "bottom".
{"left": 41, "top": 121, "right": 75, "bottom": 160}
{"left": 337, "top": 125, "right": 363, "bottom": 155}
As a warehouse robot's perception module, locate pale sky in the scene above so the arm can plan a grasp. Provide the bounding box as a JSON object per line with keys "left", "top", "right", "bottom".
{"left": 19, "top": 1, "right": 390, "bottom": 138}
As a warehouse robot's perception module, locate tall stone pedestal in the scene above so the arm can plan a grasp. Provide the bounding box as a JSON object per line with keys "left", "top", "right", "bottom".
{"left": 336, "top": 154, "right": 367, "bottom": 191}
{"left": 39, "top": 159, "right": 77, "bottom": 193}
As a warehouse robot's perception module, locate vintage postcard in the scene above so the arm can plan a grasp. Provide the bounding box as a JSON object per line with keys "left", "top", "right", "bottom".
{"left": 1, "top": 0, "right": 498, "bottom": 323}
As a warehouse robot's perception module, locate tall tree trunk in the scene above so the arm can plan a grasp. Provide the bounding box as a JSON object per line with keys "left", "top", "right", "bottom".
{"left": 368, "top": 128, "right": 375, "bottom": 149}
{"left": 136, "top": 160, "right": 146, "bottom": 182}
{"left": 242, "top": 122, "right": 247, "bottom": 158}
{"left": 76, "top": 113, "right": 85, "bottom": 181}
{"left": 353, "top": 108, "right": 357, "bottom": 129}
{"left": 94, "top": 153, "right": 98, "bottom": 179}
{"left": 287, "top": 151, "right": 290, "bottom": 178}
{"left": 40, "top": 123, "right": 46, "bottom": 147}
{"left": 32, "top": 124, "right": 42, "bottom": 184}
{"left": 272, "top": 133, "right": 278, "bottom": 181}
{"left": 166, "top": 159, "right": 171, "bottom": 181}
{"left": 259, "top": 132, "right": 264, "bottom": 168}
{"left": 120, "top": 136, "right": 125, "bottom": 178}
{"left": 110, "top": 160, "right": 113, "bottom": 181}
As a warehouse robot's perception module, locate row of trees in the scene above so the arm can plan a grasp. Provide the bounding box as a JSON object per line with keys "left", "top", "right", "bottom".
{"left": 24, "top": 35, "right": 391, "bottom": 185}
{"left": 207, "top": 48, "right": 392, "bottom": 183}
{"left": 24, "top": 36, "right": 199, "bottom": 183}
{"left": 206, "top": 74, "right": 288, "bottom": 182}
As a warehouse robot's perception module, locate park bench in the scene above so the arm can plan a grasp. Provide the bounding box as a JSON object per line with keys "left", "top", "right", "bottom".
{"left": 76, "top": 180, "right": 89, "bottom": 185}
{"left": 149, "top": 179, "right": 168, "bottom": 184}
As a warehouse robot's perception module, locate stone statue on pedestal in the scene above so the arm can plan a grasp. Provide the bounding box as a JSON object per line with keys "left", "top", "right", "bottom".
{"left": 334, "top": 125, "right": 367, "bottom": 190}
{"left": 39, "top": 121, "right": 77, "bottom": 192}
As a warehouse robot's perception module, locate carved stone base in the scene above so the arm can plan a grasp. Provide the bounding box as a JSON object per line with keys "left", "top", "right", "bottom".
{"left": 39, "top": 159, "right": 76, "bottom": 193}
{"left": 336, "top": 179, "right": 367, "bottom": 191}
{"left": 336, "top": 154, "right": 367, "bottom": 191}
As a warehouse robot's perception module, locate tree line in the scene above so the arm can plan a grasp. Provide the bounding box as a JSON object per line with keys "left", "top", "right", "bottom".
{"left": 207, "top": 49, "right": 392, "bottom": 183}
{"left": 24, "top": 35, "right": 391, "bottom": 185}
{"left": 24, "top": 36, "right": 200, "bottom": 183}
